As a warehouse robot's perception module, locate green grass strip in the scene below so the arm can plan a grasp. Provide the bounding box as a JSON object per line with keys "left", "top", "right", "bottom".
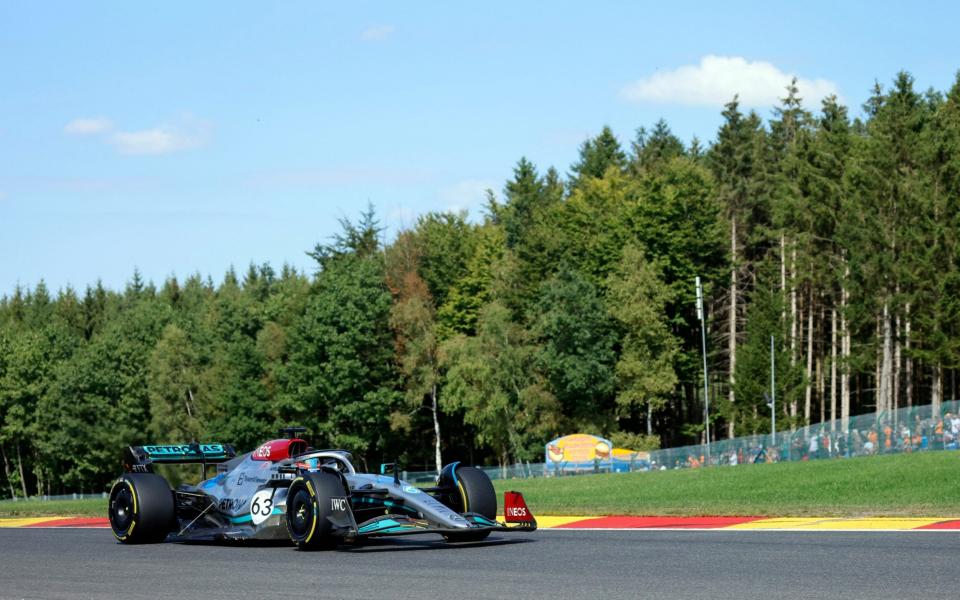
{"left": 493, "top": 451, "right": 960, "bottom": 517}
{"left": 0, "top": 497, "right": 106, "bottom": 518}
{"left": 3, "top": 452, "right": 959, "bottom": 519}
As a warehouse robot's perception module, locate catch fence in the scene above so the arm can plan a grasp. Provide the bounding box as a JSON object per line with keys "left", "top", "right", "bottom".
{"left": 404, "top": 399, "right": 960, "bottom": 482}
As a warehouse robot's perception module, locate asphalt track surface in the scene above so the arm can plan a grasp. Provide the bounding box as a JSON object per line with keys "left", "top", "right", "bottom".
{"left": 2, "top": 528, "right": 959, "bottom": 599}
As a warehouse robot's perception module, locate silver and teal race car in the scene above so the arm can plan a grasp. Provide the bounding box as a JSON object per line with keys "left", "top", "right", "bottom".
{"left": 108, "top": 427, "right": 536, "bottom": 549}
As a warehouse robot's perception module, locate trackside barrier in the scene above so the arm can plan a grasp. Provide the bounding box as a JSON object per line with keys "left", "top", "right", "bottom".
{"left": 405, "top": 399, "right": 960, "bottom": 481}
{"left": 648, "top": 399, "right": 960, "bottom": 471}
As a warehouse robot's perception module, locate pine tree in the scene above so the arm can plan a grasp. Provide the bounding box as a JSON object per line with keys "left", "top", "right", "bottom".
{"left": 811, "top": 95, "right": 854, "bottom": 426}
{"left": 847, "top": 72, "right": 930, "bottom": 417}
{"left": 709, "top": 96, "right": 767, "bottom": 435}
{"left": 569, "top": 126, "right": 627, "bottom": 186}
{"left": 500, "top": 157, "right": 546, "bottom": 249}
{"left": 914, "top": 72, "right": 960, "bottom": 411}
{"left": 631, "top": 119, "right": 685, "bottom": 173}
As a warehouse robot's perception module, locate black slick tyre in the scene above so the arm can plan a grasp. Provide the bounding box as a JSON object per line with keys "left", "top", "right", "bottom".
{"left": 443, "top": 465, "right": 496, "bottom": 542}
{"left": 108, "top": 473, "right": 175, "bottom": 544}
{"left": 285, "top": 471, "right": 348, "bottom": 550}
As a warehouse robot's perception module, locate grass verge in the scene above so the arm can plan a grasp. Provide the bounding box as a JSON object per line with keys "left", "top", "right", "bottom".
{"left": 492, "top": 451, "right": 960, "bottom": 517}
{"left": 0, "top": 497, "right": 105, "bottom": 518}
{"left": 3, "top": 451, "right": 958, "bottom": 518}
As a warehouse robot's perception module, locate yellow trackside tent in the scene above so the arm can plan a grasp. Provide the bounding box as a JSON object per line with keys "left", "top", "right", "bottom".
{"left": 611, "top": 448, "right": 651, "bottom": 472}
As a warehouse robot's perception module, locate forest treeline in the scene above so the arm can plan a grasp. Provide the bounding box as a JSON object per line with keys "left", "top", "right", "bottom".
{"left": 2, "top": 71, "right": 960, "bottom": 497}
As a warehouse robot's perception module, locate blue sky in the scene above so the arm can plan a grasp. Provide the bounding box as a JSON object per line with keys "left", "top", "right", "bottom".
{"left": 2, "top": 1, "right": 957, "bottom": 294}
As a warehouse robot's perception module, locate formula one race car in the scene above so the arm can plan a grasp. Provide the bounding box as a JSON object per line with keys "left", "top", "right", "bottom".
{"left": 108, "top": 428, "right": 536, "bottom": 548}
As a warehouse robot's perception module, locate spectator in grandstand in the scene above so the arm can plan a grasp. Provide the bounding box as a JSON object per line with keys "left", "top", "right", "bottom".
{"left": 901, "top": 426, "right": 912, "bottom": 452}
{"left": 850, "top": 429, "right": 863, "bottom": 456}
{"left": 947, "top": 414, "right": 960, "bottom": 450}
{"left": 865, "top": 427, "right": 878, "bottom": 454}
{"left": 791, "top": 436, "right": 803, "bottom": 461}
{"left": 882, "top": 422, "right": 893, "bottom": 453}
{"left": 913, "top": 415, "right": 925, "bottom": 450}
{"left": 837, "top": 431, "right": 849, "bottom": 457}
{"left": 920, "top": 415, "right": 932, "bottom": 449}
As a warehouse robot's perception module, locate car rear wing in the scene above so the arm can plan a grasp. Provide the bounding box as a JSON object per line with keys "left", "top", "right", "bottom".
{"left": 123, "top": 443, "right": 236, "bottom": 476}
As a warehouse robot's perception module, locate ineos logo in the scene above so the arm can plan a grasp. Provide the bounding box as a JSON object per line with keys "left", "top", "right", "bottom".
{"left": 507, "top": 507, "right": 528, "bottom": 517}
{"left": 330, "top": 498, "right": 347, "bottom": 512}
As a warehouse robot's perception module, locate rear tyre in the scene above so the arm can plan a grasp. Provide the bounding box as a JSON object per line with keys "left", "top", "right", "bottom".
{"left": 442, "top": 465, "right": 496, "bottom": 542}
{"left": 108, "top": 473, "right": 175, "bottom": 544}
{"left": 285, "top": 471, "right": 348, "bottom": 550}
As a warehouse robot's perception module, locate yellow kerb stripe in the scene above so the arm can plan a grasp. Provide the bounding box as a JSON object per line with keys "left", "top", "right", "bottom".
{"left": 498, "top": 515, "right": 593, "bottom": 528}
{"left": 726, "top": 517, "right": 944, "bottom": 530}
{"left": 0, "top": 518, "right": 56, "bottom": 528}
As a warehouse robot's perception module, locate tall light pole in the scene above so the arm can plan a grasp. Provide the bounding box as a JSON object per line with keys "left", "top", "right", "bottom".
{"left": 695, "top": 276, "right": 710, "bottom": 462}
{"left": 769, "top": 335, "right": 776, "bottom": 445}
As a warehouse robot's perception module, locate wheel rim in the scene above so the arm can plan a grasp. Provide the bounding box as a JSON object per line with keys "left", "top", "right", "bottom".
{"left": 287, "top": 489, "right": 313, "bottom": 539}
{"left": 111, "top": 485, "right": 134, "bottom": 531}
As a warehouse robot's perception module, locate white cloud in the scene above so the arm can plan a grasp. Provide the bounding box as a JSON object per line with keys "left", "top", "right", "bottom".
{"left": 64, "top": 114, "right": 211, "bottom": 156}
{"left": 112, "top": 129, "right": 193, "bottom": 155}
{"left": 438, "top": 179, "right": 495, "bottom": 213}
{"left": 64, "top": 117, "right": 114, "bottom": 135}
{"left": 360, "top": 24, "right": 395, "bottom": 41}
{"left": 110, "top": 115, "right": 211, "bottom": 156}
{"left": 620, "top": 55, "right": 841, "bottom": 108}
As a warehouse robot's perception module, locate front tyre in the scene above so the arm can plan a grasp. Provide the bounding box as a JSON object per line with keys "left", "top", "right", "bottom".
{"left": 440, "top": 464, "right": 496, "bottom": 542}
{"left": 108, "top": 473, "right": 175, "bottom": 544}
{"left": 285, "top": 471, "right": 349, "bottom": 550}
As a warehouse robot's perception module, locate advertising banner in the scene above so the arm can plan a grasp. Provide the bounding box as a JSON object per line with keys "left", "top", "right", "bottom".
{"left": 545, "top": 433, "right": 613, "bottom": 473}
